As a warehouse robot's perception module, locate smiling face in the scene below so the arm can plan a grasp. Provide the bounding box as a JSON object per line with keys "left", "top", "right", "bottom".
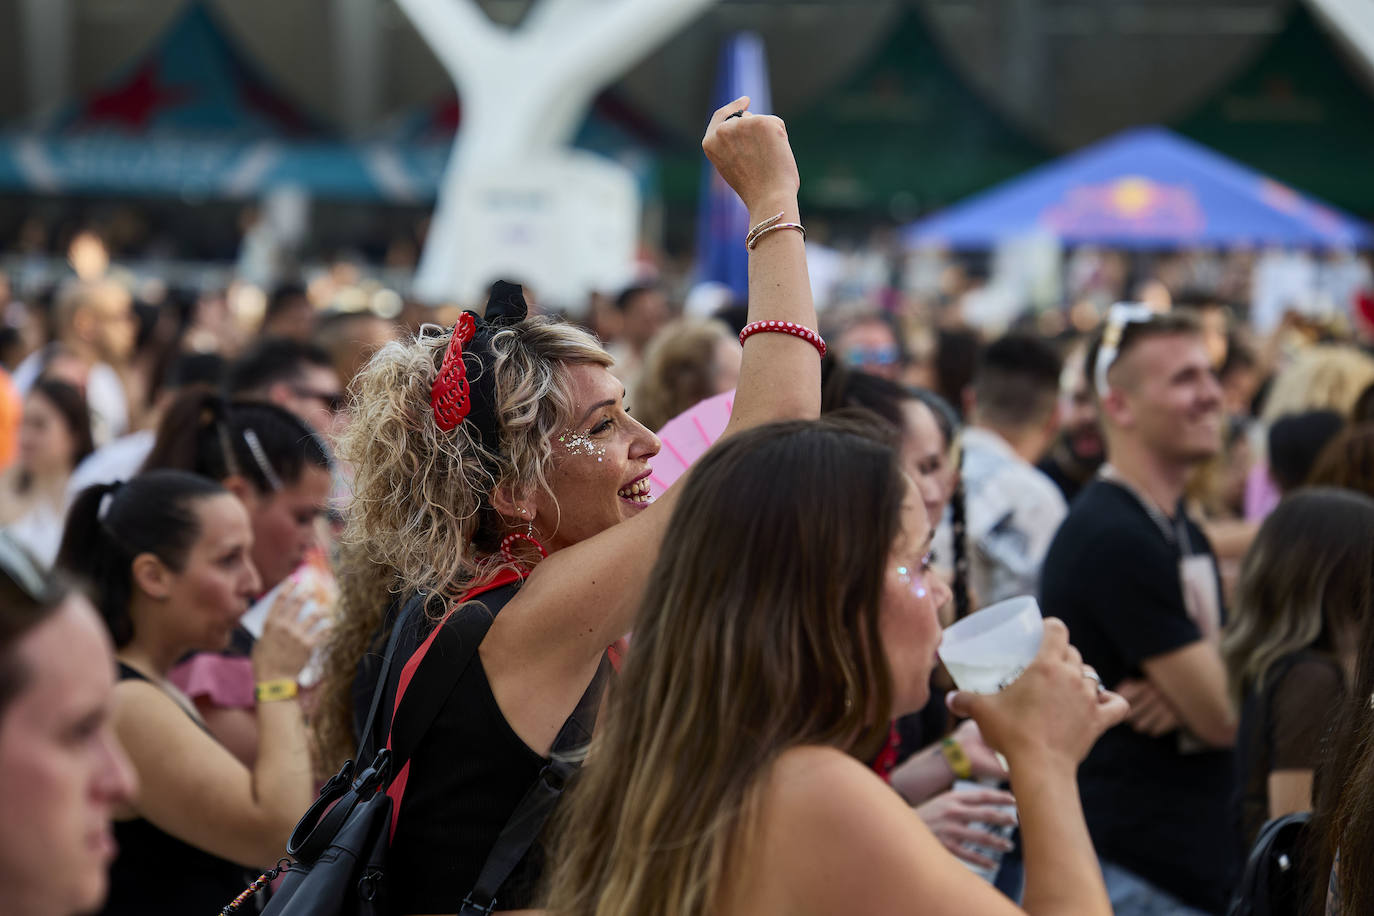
{"left": 156, "top": 494, "right": 261, "bottom": 652}
{"left": 1107, "top": 333, "right": 1223, "bottom": 465}
{"left": 532, "top": 363, "right": 661, "bottom": 552}
{"left": 0, "top": 596, "right": 137, "bottom": 916}
{"left": 878, "top": 481, "right": 952, "bottom": 717}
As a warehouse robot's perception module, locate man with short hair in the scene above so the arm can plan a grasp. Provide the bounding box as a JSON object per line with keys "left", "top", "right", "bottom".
{"left": 228, "top": 337, "right": 345, "bottom": 441}
{"left": 0, "top": 535, "right": 137, "bottom": 916}
{"left": 1040, "top": 308, "right": 1238, "bottom": 915}
{"left": 960, "top": 333, "right": 1067, "bottom": 606}
{"left": 1038, "top": 340, "right": 1105, "bottom": 504}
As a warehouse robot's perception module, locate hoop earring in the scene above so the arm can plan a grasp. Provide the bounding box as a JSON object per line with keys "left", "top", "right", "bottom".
{"left": 500, "top": 521, "right": 548, "bottom": 565}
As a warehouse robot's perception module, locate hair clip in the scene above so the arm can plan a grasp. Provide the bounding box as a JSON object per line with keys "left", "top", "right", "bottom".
{"left": 242, "top": 429, "right": 284, "bottom": 491}
{"left": 431, "top": 312, "right": 478, "bottom": 432}
{"left": 96, "top": 480, "right": 125, "bottom": 523}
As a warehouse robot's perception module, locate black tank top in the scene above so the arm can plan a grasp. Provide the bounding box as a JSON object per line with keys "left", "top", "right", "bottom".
{"left": 101, "top": 664, "right": 252, "bottom": 915}
{"left": 360, "top": 579, "right": 554, "bottom": 914}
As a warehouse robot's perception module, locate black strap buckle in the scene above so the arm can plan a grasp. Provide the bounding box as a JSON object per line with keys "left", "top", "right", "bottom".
{"left": 460, "top": 892, "right": 497, "bottom": 914}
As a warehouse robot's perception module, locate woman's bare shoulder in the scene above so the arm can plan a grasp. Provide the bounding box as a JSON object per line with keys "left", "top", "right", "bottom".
{"left": 741, "top": 744, "right": 1011, "bottom": 916}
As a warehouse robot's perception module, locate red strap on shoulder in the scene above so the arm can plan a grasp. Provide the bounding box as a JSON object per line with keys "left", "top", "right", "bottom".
{"left": 384, "top": 567, "right": 525, "bottom": 838}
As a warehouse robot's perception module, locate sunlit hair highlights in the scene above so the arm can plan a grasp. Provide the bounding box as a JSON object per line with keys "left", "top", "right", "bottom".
{"left": 312, "top": 316, "right": 611, "bottom": 770}
{"left": 1221, "top": 487, "right": 1374, "bottom": 708}
{"left": 547, "top": 418, "right": 904, "bottom": 916}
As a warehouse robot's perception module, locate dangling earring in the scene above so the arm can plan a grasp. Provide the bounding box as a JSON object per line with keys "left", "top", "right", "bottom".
{"left": 501, "top": 509, "right": 547, "bottom": 566}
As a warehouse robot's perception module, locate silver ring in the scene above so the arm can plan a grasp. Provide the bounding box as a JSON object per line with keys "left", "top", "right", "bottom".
{"left": 1083, "top": 668, "right": 1104, "bottom": 693}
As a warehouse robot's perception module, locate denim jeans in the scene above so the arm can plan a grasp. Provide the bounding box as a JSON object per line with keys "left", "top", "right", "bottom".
{"left": 1099, "top": 860, "right": 1215, "bottom": 916}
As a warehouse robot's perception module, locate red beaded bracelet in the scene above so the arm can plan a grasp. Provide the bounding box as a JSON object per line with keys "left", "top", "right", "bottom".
{"left": 738, "top": 320, "right": 827, "bottom": 358}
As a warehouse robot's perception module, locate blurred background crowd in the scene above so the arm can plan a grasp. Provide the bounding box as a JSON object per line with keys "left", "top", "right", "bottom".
{"left": 3, "top": 1, "right": 1374, "bottom": 915}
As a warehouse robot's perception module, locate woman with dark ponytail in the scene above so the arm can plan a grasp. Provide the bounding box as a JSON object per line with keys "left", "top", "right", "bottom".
{"left": 142, "top": 386, "right": 333, "bottom": 594}
{"left": 56, "top": 471, "right": 319, "bottom": 915}
{"left": 141, "top": 386, "right": 334, "bottom": 763}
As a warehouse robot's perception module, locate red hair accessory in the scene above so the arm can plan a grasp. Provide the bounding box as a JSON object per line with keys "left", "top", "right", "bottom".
{"left": 431, "top": 312, "right": 478, "bottom": 431}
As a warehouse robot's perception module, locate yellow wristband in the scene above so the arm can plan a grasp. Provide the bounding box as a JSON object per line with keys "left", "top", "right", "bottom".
{"left": 254, "top": 679, "right": 300, "bottom": 703}
{"left": 941, "top": 737, "right": 974, "bottom": 781}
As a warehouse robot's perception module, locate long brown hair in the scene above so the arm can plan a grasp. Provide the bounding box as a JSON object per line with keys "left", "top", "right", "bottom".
{"left": 1221, "top": 488, "right": 1374, "bottom": 707}
{"left": 1312, "top": 551, "right": 1374, "bottom": 914}
{"left": 546, "top": 417, "right": 905, "bottom": 916}
{"left": 1307, "top": 423, "right": 1374, "bottom": 499}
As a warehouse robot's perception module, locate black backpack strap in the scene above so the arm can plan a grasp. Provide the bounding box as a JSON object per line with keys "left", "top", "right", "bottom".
{"left": 290, "top": 594, "right": 429, "bottom": 864}
{"left": 460, "top": 653, "right": 613, "bottom": 915}
{"left": 386, "top": 604, "right": 493, "bottom": 771}
{"left": 354, "top": 591, "right": 430, "bottom": 764}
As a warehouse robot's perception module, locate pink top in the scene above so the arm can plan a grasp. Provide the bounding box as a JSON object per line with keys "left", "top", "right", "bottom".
{"left": 1244, "top": 462, "right": 1281, "bottom": 523}
{"left": 168, "top": 653, "right": 255, "bottom": 710}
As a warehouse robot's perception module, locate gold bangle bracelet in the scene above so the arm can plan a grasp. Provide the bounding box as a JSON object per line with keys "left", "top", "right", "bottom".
{"left": 254, "top": 678, "right": 300, "bottom": 703}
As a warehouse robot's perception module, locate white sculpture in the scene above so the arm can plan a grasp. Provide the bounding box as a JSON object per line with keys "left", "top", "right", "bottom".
{"left": 396, "top": 0, "right": 719, "bottom": 307}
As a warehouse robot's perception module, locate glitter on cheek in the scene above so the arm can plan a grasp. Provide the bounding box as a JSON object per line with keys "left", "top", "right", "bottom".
{"left": 895, "top": 566, "right": 928, "bottom": 600}
{"left": 557, "top": 431, "right": 607, "bottom": 461}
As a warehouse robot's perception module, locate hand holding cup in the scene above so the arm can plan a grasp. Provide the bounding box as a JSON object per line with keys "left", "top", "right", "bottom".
{"left": 947, "top": 617, "right": 1129, "bottom": 772}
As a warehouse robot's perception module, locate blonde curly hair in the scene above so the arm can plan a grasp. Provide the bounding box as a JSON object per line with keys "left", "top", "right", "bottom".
{"left": 313, "top": 316, "right": 612, "bottom": 770}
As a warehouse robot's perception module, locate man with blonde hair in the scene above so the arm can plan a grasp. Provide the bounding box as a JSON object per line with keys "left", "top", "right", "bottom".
{"left": 1041, "top": 307, "right": 1238, "bottom": 915}
{"left": 14, "top": 279, "right": 137, "bottom": 444}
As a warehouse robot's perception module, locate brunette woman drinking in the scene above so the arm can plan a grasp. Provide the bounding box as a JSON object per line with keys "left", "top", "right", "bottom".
{"left": 312, "top": 98, "right": 821, "bottom": 914}
{"left": 546, "top": 418, "right": 1128, "bottom": 916}
{"left": 141, "top": 389, "right": 333, "bottom": 764}
{"left": 56, "top": 471, "right": 320, "bottom": 914}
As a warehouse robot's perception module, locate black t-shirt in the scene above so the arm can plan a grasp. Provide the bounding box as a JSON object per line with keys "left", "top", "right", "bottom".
{"left": 1039, "top": 480, "right": 1238, "bottom": 914}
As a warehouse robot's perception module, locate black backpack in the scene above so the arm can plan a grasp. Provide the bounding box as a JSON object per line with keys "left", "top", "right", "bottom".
{"left": 222, "top": 586, "right": 607, "bottom": 915}
{"left": 1226, "top": 811, "right": 1313, "bottom": 916}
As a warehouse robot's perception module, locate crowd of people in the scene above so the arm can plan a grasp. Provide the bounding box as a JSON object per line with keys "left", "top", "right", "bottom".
{"left": 1, "top": 96, "right": 1373, "bottom": 916}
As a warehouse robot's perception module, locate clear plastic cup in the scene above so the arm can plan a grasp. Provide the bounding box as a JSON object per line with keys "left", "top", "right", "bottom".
{"left": 938, "top": 595, "right": 1044, "bottom": 694}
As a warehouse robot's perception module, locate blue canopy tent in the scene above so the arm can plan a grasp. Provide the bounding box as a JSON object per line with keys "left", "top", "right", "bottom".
{"left": 902, "top": 126, "right": 1372, "bottom": 250}
{"left": 0, "top": 3, "right": 392, "bottom": 200}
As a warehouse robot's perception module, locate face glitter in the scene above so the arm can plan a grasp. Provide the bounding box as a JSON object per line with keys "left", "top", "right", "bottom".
{"left": 895, "top": 564, "right": 929, "bottom": 600}
{"left": 558, "top": 430, "right": 607, "bottom": 460}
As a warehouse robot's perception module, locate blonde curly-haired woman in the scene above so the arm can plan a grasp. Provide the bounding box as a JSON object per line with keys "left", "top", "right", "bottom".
{"left": 313, "top": 98, "right": 823, "bottom": 914}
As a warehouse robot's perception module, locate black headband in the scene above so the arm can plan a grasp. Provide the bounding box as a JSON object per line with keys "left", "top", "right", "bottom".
{"left": 431, "top": 280, "right": 530, "bottom": 457}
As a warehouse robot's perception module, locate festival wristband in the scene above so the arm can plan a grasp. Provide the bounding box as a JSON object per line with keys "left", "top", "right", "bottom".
{"left": 940, "top": 737, "right": 974, "bottom": 781}
{"left": 254, "top": 679, "right": 300, "bottom": 703}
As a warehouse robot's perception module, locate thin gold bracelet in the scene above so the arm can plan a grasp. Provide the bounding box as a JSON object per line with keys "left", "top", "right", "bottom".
{"left": 746, "top": 222, "right": 806, "bottom": 250}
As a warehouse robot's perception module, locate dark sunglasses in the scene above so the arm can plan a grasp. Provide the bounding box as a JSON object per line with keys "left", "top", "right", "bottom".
{"left": 291, "top": 386, "right": 346, "bottom": 414}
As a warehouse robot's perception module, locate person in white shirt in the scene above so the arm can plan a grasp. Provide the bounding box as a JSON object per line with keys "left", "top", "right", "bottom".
{"left": 64, "top": 353, "right": 227, "bottom": 510}
{"left": 960, "top": 334, "right": 1068, "bottom": 606}
{"left": 12, "top": 280, "right": 137, "bottom": 446}
{"left": 0, "top": 380, "right": 94, "bottom": 567}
